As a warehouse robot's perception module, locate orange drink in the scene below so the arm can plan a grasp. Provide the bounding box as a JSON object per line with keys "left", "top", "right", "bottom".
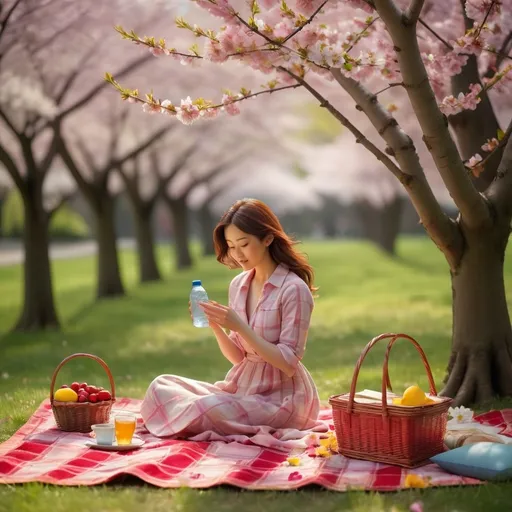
{"left": 114, "top": 413, "right": 136, "bottom": 445}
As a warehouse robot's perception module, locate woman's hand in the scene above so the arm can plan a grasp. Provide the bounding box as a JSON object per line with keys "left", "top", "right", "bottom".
{"left": 189, "top": 300, "right": 222, "bottom": 330}
{"left": 199, "top": 300, "right": 245, "bottom": 332}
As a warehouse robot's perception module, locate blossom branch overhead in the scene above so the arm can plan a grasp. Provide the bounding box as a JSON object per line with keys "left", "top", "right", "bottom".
{"left": 107, "top": 0, "right": 512, "bottom": 126}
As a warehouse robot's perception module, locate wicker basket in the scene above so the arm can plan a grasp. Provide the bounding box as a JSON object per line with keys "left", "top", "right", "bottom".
{"left": 328, "top": 333, "right": 452, "bottom": 468}
{"left": 50, "top": 353, "right": 116, "bottom": 433}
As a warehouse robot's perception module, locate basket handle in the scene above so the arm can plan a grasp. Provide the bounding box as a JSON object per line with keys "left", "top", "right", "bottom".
{"left": 347, "top": 333, "right": 437, "bottom": 415}
{"left": 50, "top": 353, "right": 116, "bottom": 401}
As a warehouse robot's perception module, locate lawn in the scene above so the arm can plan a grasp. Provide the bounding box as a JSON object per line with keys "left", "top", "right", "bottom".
{"left": 1, "top": 238, "right": 512, "bottom": 511}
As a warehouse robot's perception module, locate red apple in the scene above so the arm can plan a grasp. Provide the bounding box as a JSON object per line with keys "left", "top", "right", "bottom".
{"left": 78, "top": 394, "right": 88, "bottom": 403}
{"left": 60, "top": 384, "right": 69, "bottom": 389}
{"left": 97, "top": 390, "right": 111, "bottom": 401}
{"left": 89, "top": 393, "right": 98, "bottom": 403}
{"left": 70, "top": 382, "right": 80, "bottom": 393}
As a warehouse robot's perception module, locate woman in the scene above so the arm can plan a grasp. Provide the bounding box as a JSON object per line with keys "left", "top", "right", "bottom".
{"left": 140, "top": 198, "right": 326, "bottom": 448}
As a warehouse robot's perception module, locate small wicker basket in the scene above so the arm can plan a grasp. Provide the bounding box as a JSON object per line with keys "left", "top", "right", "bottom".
{"left": 329, "top": 333, "right": 453, "bottom": 468}
{"left": 50, "top": 353, "right": 116, "bottom": 433}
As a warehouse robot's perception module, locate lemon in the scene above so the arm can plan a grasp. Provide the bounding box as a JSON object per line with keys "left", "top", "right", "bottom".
{"left": 54, "top": 388, "right": 78, "bottom": 402}
{"left": 392, "top": 385, "right": 434, "bottom": 406}
{"left": 401, "top": 385, "right": 427, "bottom": 406}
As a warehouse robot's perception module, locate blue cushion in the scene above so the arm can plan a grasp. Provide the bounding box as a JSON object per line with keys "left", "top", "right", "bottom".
{"left": 430, "top": 442, "right": 512, "bottom": 481}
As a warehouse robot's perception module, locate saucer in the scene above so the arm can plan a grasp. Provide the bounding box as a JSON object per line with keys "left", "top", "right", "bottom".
{"left": 85, "top": 436, "right": 145, "bottom": 451}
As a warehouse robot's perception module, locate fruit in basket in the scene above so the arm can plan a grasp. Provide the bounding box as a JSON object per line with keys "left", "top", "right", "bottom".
{"left": 392, "top": 385, "right": 435, "bottom": 406}
{"left": 58, "top": 382, "right": 112, "bottom": 403}
{"left": 54, "top": 388, "right": 79, "bottom": 402}
{"left": 97, "top": 390, "right": 112, "bottom": 401}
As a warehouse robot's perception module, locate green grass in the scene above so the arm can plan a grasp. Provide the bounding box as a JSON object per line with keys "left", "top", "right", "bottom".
{"left": 1, "top": 238, "right": 512, "bottom": 511}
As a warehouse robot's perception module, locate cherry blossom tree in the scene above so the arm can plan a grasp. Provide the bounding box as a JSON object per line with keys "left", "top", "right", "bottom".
{"left": 112, "top": 0, "right": 512, "bottom": 405}
{"left": 57, "top": 101, "right": 173, "bottom": 297}
{"left": 0, "top": 0, "right": 161, "bottom": 329}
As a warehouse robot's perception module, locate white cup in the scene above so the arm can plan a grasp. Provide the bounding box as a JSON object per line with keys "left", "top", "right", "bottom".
{"left": 91, "top": 423, "right": 115, "bottom": 445}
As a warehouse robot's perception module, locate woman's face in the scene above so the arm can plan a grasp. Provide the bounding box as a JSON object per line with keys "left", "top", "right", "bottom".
{"left": 224, "top": 224, "right": 271, "bottom": 271}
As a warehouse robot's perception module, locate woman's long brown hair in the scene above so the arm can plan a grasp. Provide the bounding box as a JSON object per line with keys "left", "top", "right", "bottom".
{"left": 213, "top": 198, "right": 317, "bottom": 293}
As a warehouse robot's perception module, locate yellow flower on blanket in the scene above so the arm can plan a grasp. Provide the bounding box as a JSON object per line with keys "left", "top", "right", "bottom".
{"left": 404, "top": 474, "right": 430, "bottom": 488}
{"left": 319, "top": 432, "right": 338, "bottom": 453}
{"left": 315, "top": 445, "right": 332, "bottom": 458}
{"left": 286, "top": 456, "right": 301, "bottom": 466}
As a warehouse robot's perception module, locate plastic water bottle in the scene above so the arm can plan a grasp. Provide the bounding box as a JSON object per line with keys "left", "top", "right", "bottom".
{"left": 190, "top": 280, "right": 209, "bottom": 328}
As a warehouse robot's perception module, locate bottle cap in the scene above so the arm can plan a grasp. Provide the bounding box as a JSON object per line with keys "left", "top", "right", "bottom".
{"left": 192, "top": 280, "right": 202, "bottom": 286}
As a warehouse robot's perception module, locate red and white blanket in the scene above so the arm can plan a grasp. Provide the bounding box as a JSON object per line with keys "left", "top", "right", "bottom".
{"left": 1, "top": 398, "right": 509, "bottom": 490}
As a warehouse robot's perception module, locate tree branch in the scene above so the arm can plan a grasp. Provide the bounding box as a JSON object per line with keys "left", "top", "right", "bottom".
{"left": 54, "top": 45, "right": 98, "bottom": 106}
{"left": 106, "top": 123, "right": 174, "bottom": 172}
{"left": 159, "top": 141, "right": 199, "bottom": 193}
{"left": 282, "top": 1, "right": 328, "bottom": 43}
{"left": 56, "top": 134, "right": 97, "bottom": 206}
{"left": 0, "top": 107, "right": 20, "bottom": 138}
{"left": 48, "top": 190, "right": 77, "bottom": 220}
{"left": 374, "top": 0, "right": 491, "bottom": 230}
{"left": 279, "top": 67, "right": 409, "bottom": 184}
{"left": 55, "top": 54, "right": 151, "bottom": 122}
{"left": 405, "top": 0, "right": 425, "bottom": 24}
{"left": 329, "top": 67, "right": 463, "bottom": 268}
{"left": 0, "top": 0, "right": 22, "bottom": 43}
{"left": 0, "top": 140, "right": 25, "bottom": 193}
{"left": 181, "top": 150, "right": 244, "bottom": 199}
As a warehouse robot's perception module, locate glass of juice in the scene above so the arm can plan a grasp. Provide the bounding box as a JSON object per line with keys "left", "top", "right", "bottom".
{"left": 114, "top": 413, "right": 136, "bottom": 445}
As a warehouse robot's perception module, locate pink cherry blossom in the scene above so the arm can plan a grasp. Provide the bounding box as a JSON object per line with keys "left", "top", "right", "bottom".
{"left": 482, "top": 137, "right": 499, "bottom": 152}
{"left": 176, "top": 96, "right": 200, "bottom": 124}
{"left": 467, "top": 153, "right": 483, "bottom": 167}
{"left": 222, "top": 94, "right": 241, "bottom": 116}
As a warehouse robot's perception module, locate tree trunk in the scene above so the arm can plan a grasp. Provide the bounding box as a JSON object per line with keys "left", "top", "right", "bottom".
{"left": 166, "top": 196, "right": 193, "bottom": 269}
{"left": 14, "top": 183, "right": 60, "bottom": 330}
{"left": 94, "top": 194, "right": 125, "bottom": 298}
{"left": 441, "top": 221, "right": 512, "bottom": 406}
{"left": 132, "top": 203, "right": 162, "bottom": 283}
{"left": 198, "top": 202, "right": 216, "bottom": 256}
{"left": 449, "top": 55, "right": 502, "bottom": 191}
{"left": 356, "top": 196, "right": 404, "bottom": 255}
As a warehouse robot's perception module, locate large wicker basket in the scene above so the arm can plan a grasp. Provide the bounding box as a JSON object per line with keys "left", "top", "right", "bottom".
{"left": 50, "top": 353, "right": 116, "bottom": 433}
{"left": 329, "top": 333, "right": 452, "bottom": 468}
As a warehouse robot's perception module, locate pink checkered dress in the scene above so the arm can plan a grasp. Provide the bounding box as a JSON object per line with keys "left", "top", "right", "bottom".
{"left": 140, "top": 263, "right": 326, "bottom": 449}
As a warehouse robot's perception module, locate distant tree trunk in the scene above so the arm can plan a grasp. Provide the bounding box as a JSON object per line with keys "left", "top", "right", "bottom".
{"left": 94, "top": 194, "right": 125, "bottom": 298}
{"left": 442, "top": 219, "right": 512, "bottom": 405}
{"left": 15, "top": 182, "right": 60, "bottom": 330}
{"left": 132, "top": 202, "right": 161, "bottom": 282}
{"left": 356, "top": 196, "right": 404, "bottom": 255}
{"left": 165, "top": 196, "right": 193, "bottom": 269}
{"left": 198, "top": 201, "right": 216, "bottom": 256}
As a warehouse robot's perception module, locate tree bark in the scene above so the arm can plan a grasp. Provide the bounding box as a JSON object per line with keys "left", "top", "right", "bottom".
{"left": 198, "top": 201, "right": 216, "bottom": 256}
{"left": 441, "top": 219, "right": 512, "bottom": 405}
{"left": 14, "top": 183, "right": 60, "bottom": 330}
{"left": 356, "top": 196, "right": 404, "bottom": 255}
{"left": 132, "top": 201, "right": 161, "bottom": 282}
{"left": 449, "top": 54, "right": 502, "bottom": 191}
{"left": 93, "top": 194, "right": 125, "bottom": 298}
{"left": 165, "top": 196, "right": 193, "bottom": 269}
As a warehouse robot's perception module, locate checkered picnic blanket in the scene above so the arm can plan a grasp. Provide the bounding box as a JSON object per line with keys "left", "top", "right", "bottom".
{"left": 0, "top": 398, "right": 508, "bottom": 490}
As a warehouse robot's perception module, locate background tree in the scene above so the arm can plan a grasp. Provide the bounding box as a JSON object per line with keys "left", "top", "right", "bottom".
{"left": 0, "top": 0, "right": 154, "bottom": 329}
